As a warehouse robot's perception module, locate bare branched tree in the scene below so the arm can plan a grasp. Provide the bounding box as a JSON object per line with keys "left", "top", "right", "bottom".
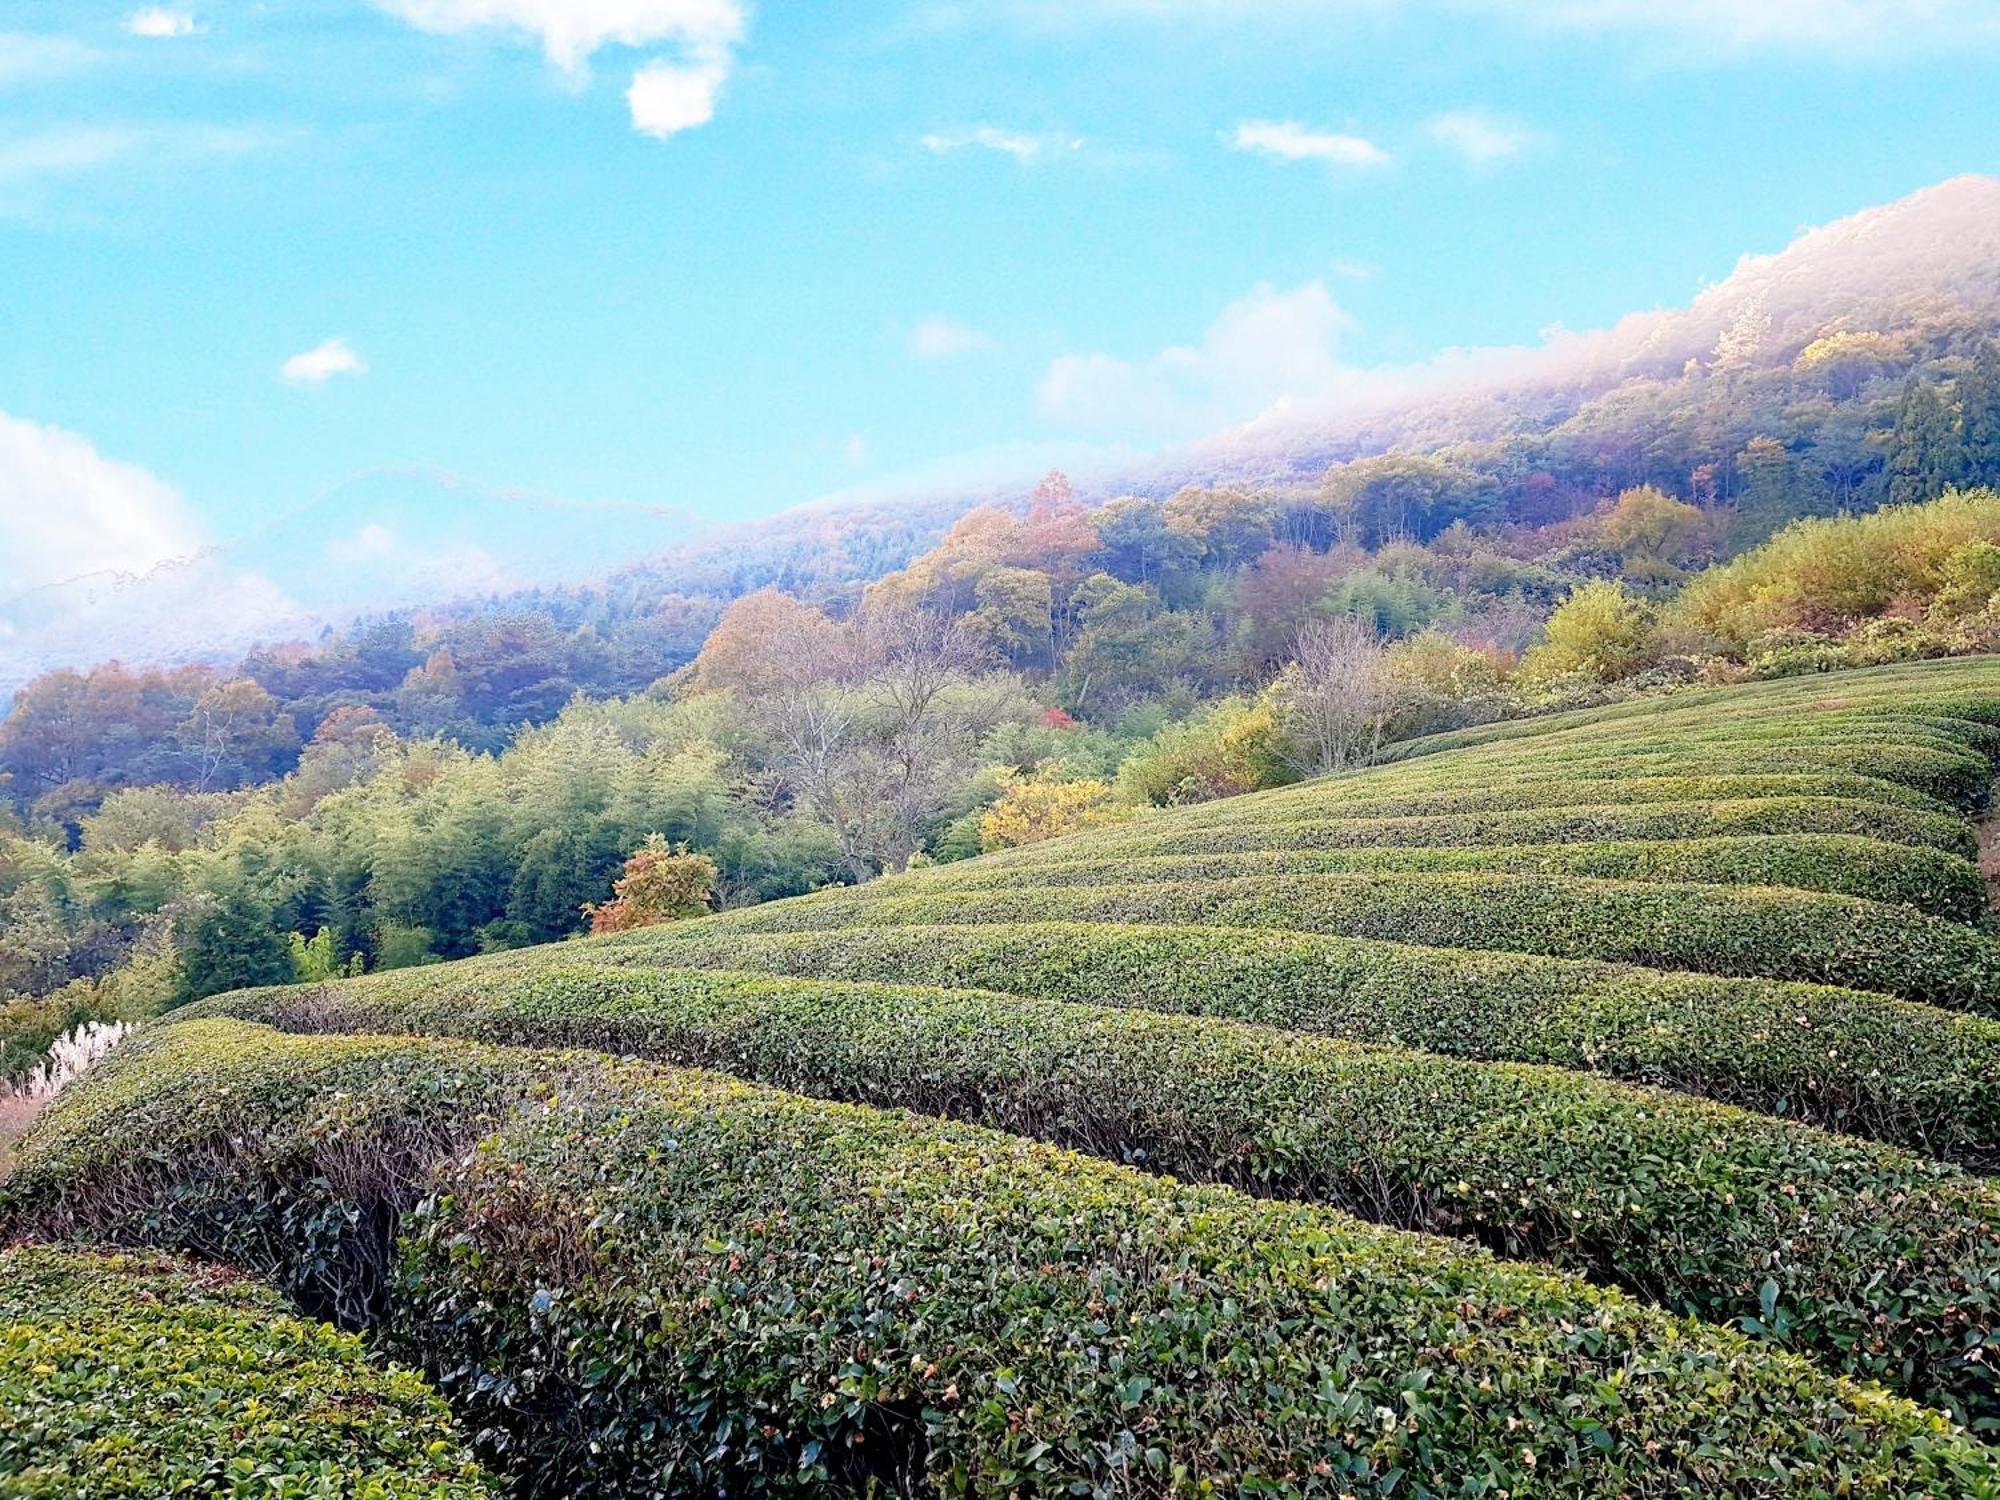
{"left": 1274, "top": 615, "right": 1392, "bottom": 777}
{"left": 762, "top": 604, "right": 993, "bottom": 879}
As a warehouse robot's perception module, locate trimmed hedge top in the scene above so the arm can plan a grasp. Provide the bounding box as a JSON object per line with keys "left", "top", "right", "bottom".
{"left": 704, "top": 872, "right": 2000, "bottom": 1012}
{"left": 0, "top": 1243, "right": 494, "bottom": 1499}
{"left": 6, "top": 1020, "right": 1997, "bottom": 1498}
{"left": 594, "top": 918, "right": 2000, "bottom": 1165}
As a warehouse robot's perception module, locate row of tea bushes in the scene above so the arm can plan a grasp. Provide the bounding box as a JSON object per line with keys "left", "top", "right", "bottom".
{"left": 189, "top": 962, "right": 2000, "bottom": 1421}
{"left": 0, "top": 1244, "right": 493, "bottom": 1498}
{"left": 971, "top": 797, "right": 1982, "bottom": 861}
{"left": 1369, "top": 662, "right": 2000, "bottom": 764}
{"left": 604, "top": 921, "right": 2000, "bottom": 1167}
{"left": 706, "top": 873, "right": 2000, "bottom": 1012}
{"left": 6, "top": 1020, "right": 1995, "bottom": 1498}
{"left": 902, "top": 834, "right": 1986, "bottom": 919}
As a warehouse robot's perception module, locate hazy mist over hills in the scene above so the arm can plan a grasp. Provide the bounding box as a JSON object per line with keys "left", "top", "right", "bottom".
{"left": 8, "top": 172, "right": 2000, "bottom": 700}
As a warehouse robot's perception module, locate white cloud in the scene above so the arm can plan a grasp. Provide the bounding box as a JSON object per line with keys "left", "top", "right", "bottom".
{"left": 627, "top": 54, "right": 728, "bottom": 136}
{"left": 909, "top": 315, "right": 996, "bottom": 359}
{"left": 1331, "top": 258, "right": 1378, "bottom": 281}
{"left": 1037, "top": 280, "right": 1360, "bottom": 439}
{"left": 1427, "top": 109, "right": 1532, "bottom": 164}
{"left": 375, "top": 0, "right": 743, "bottom": 71}
{"left": 0, "top": 411, "right": 203, "bottom": 597}
{"left": 375, "top": 0, "right": 747, "bottom": 136}
{"left": 126, "top": 7, "right": 197, "bottom": 37}
{"left": 843, "top": 435, "right": 870, "bottom": 467}
{"left": 281, "top": 337, "right": 368, "bottom": 384}
{"left": 1231, "top": 119, "right": 1388, "bottom": 168}
{"left": 921, "top": 126, "right": 1080, "bottom": 163}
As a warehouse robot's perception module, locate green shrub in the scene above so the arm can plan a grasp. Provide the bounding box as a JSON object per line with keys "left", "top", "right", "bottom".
{"left": 7, "top": 1020, "right": 1994, "bottom": 1497}
{"left": 706, "top": 873, "right": 2000, "bottom": 1011}
{"left": 909, "top": 834, "right": 1984, "bottom": 919}
{"left": 602, "top": 920, "right": 2000, "bottom": 1169}
{"left": 0, "top": 1243, "right": 493, "bottom": 1498}
{"left": 192, "top": 963, "right": 2000, "bottom": 1422}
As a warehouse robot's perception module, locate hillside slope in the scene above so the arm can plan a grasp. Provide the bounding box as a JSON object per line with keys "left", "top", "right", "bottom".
{"left": 9, "top": 658, "right": 2000, "bottom": 1493}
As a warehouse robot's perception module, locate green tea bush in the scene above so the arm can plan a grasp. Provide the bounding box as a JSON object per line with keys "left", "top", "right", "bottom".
{"left": 1126, "top": 770, "right": 1955, "bottom": 826}
{"left": 193, "top": 963, "right": 2000, "bottom": 1422}
{"left": 0, "top": 1244, "right": 493, "bottom": 1498}
{"left": 975, "top": 796, "right": 1977, "bottom": 863}
{"left": 709, "top": 873, "right": 2000, "bottom": 1011}
{"left": 1415, "top": 741, "right": 1992, "bottom": 806}
{"left": 909, "top": 834, "right": 1984, "bottom": 919}
{"left": 604, "top": 920, "right": 2000, "bottom": 1167}
{"left": 7, "top": 1020, "right": 1995, "bottom": 1498}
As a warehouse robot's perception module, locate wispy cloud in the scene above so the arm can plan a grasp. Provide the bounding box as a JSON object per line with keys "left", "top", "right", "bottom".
{"left": 281, "top": 336, "right": 368, "bottom": 384}
{"left": 1473, "top": 0, "right": 2000, "bottom": 51}
{"left": 1231, "top": 119, "right": 1388, "bottom": 168}
{"left": 0, "top": 33, "right": 102, "bottom": 88}
{"left": 1038, "top": 280, "right": 1360, "bottom": 439}
{"left": 126, "top": 7, "right": 197, "bottom": 37}
{"left": 945, "top": 0, "right": 2000, "bottom": 55}
{"left": 375, "top": 0, "right": 748, "bottom": 137}
{"left": 921, "top": 126, "right": 1080, "bottom": 163}
{"left": 0, "top": 124, "right": 278, "bottom": 221}
{"left": 0, "top": 128, "right": 135, "bottom": 185}
{"left": 1426, "top": 109, "right": 1534, "bottom": 165}
{"left": 910, "top": 315, "right": 997, "bottom": 359}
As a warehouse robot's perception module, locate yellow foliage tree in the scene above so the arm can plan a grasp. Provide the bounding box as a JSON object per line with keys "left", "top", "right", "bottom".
{"left": 978, "top": 769, "right": 1128, "bottom": 852}
{"left": 1521, "top": 581, "right": 1661, "bottom": 686}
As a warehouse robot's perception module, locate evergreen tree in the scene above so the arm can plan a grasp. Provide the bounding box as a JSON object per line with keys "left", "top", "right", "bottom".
{"left": 1957, "top": 342, "right": 2000, "bottom": 490}
{"left": 1731, "top": 437, "right": 1803, "bottom": 547}
{"left": 174, "top": 890, "right": 293, "bottom": 1005}
{"left": 1887, "top": 381, "right": 1964, "bottom": 506}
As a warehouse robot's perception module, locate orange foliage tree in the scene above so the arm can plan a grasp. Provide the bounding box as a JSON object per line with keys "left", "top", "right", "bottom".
{"left": 583, "top": 835, "right": 718, "bottom": 934}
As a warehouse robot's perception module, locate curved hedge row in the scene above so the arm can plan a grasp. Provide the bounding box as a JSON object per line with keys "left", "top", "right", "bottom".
{"left": 1407, "top": 741, "right": 1993, "bottom": 807}
{"left": 712, "top": 874, "right": 2000, "bottom": 1011}
{"left": 911, "top": 834, "right": 1985, "bottom": 919}
{"left": 606, "top": 920, "right": 2000, "bottom": 1168}
{"left": 1371, "top": 661, "right": 2000, "bottom": 764}
{"left": 0, "top": 1243, "right": 493, "bottom": 1498}
{"left": 975, "top": 798, "right": 1979, "bottom": 862}
{"left": 193, "top": 963, "right": 2000, "bottom": 1422}
{"left": 7, "top": 1020, "right": 1994, "bottom": 1497}
{"left": 1048, "top": 776, "right": 1952, "bottom": 848}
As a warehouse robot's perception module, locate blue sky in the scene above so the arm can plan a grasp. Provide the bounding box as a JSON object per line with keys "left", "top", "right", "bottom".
{"left": 4, "top": 0, "right": 2000, "bottom": 597}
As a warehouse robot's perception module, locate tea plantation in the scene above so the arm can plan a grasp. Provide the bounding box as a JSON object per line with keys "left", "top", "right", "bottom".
{"left": 10, "top": 659, "right": 2000, "bottom": 1496}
